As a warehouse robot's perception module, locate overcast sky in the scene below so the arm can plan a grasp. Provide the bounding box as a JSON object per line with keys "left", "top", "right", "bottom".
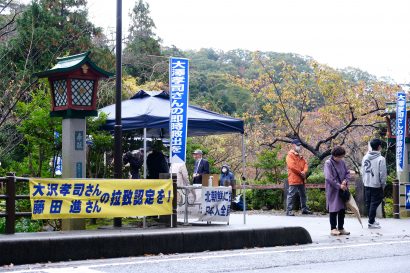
{"left": 88, "top": 0, "right": 410, "bottom": 83}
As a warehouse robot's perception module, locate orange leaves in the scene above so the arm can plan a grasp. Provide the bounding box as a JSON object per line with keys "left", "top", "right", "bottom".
{"left": 237, "top": 55, "right": 398, "bottom": 166}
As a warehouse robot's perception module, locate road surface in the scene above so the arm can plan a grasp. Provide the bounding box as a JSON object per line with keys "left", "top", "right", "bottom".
{"left": 2, "top": 237, "right": 410, "bottom": 273}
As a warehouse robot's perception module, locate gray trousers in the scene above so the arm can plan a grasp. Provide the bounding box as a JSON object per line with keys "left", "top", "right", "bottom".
{"left": 286, "top": 184, "right": 308, "bottom": 212}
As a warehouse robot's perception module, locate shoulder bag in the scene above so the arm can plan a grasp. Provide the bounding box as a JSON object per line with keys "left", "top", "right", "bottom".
{"left": 329, "top": 160, "right": 351, "bottom": 202}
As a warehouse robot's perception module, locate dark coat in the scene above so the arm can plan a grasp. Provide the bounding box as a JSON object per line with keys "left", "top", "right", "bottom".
{"left": 193, "top": 158, "right": 210, "bottom": 184}
{"left": 147, "top": 151, "right": 169, "bottom": 179}
{"left": 123, "top": 151, "right": 143, "bottom": 179}
{"left": 219, "top": 165, "right": 235, "bottom": 186}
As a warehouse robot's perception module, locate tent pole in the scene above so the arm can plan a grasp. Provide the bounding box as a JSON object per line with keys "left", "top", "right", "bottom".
{"left": 241, "top": 133, "right": 246, "bottom": 225}
{"left": 144, "top": 128, "right": 147, "bottom": 179}
{"left": 143, "top": 128, "right": 147, "bottom": 229}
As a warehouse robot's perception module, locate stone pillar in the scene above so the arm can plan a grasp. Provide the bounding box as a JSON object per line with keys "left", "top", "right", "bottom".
{"left": 354, "top": 176, "right": 366, "bottom": 216}
{"left": 61, "top": 118, "right": 86, "bottom": 230}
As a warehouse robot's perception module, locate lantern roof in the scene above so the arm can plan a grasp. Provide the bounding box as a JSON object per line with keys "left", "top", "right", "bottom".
{"left": 34, "top": 51, "right": 113, "bottom": 78}
{"left": 385, "top": 102, "right": 410, "bottom": 115}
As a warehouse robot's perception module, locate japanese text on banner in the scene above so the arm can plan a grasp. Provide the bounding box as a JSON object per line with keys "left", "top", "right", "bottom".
{"left": 29, "top": 179, "right": 173, "bottom": 219}
{"left": 200, "top": 187, "right": 231, "bottom": 222}
{"left": 169, "top": 57, "right": 189, "bottom": 163}
{"left": 396, "top": 92, "right": 406, "bottom": 172}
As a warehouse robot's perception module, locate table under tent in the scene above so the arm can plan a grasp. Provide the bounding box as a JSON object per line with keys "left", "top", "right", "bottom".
{"left": 98, "top": 90, "right": 247, "bottom": 223}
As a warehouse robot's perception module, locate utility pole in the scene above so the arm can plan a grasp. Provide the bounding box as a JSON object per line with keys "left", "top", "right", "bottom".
{"left": 113, "top": 0, "right": 123, "bottom": 228}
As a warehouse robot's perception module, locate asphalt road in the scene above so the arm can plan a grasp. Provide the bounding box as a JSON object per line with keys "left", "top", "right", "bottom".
{"left": 2, "top": 238, "right": 410, "bottom": 273}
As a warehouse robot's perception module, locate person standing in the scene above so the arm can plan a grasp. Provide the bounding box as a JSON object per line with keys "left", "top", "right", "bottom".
{"left": 361, "top": 139, "right": 387, "bottom": 229}
{"left": 286, "top": 139, "right": 312, "bottom": 216}
{"left": 171, "top": 162, "right": 189, "bottom": 187}
{"left": 219, "top": 164, "right": 235, "bottom": 186}
{"left": 192, "top": 150, "right": 210, "bottom": 184}
{"left": 219, "top": 164, "right": 236, "bottom": 200}
{"left": 324, "top": 146, "right": 350, "bottom": 236}
{"left": 146, "top": 140, "right": 169, "bottom": 179}
{"left": 123, "top": 148, "right": 144, "bottom": 179}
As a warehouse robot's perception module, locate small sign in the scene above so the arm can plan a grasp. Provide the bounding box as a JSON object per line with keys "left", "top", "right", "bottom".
{"left": 54, "top": 156, "right": 62, "bottom": 176}
{"left": 396, "top": 92, "right": 406, "bottom": 172}
{"left": 75, "top": 131, "right": 84, "bottom": 151}
{"left": 76, "top": 162, "right": 82, "bottom": 178}
{"left": 406, "top": 184, "right": 410, "bottom": 210}
{"left": 200, "top": 187, "right": 232, "bottom": 222}
{"left": 54, "top": 131, "right": 60, "bottom": 146}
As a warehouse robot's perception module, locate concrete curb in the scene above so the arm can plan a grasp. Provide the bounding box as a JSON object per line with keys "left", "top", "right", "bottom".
{"left": 0, "top": 227, "right": 312, "bottom": 265}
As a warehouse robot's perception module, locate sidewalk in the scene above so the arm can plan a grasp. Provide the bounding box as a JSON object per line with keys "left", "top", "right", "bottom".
{"left": 229, "top": 211, "right": 410, "bottom": 244}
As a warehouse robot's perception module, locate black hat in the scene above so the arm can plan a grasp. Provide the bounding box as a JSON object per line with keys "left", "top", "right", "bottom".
{"left": 291, "top": 139, "right": 301, "bottom": 145}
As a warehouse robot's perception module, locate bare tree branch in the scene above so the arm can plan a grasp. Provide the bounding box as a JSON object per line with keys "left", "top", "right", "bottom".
{"left": 255, "top": 56, "right": 299, "bottom": 135}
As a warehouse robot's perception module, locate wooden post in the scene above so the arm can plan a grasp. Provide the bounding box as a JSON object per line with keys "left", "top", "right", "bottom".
{"left": 171, "top": 173, "right": 177, "bottom": 228}
{"left": 393, "top": 179, "right": 400, "bottom": 219}
{"left": 5, "top": 172, "right": 16, "bottom": 234}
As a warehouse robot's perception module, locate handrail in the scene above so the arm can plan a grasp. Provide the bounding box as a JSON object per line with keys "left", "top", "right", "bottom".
{"left": 0, "top": 194, "right": 30, "bottom": 200}
{"left": 233, "top": 183, "right": 327, "bottom": 189}
{"left": 0, "top": 176, "right": 29, "bottom": 182}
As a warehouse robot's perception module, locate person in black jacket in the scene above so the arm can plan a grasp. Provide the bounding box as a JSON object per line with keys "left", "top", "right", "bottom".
{"left": 123, "top": 148, "right": 144, "bottom": 179}
{"left": 192, "top": 149, "right": 210, "bottom": 184}
{"left": 147, "top": 140, "right": 169, "bottom": 179}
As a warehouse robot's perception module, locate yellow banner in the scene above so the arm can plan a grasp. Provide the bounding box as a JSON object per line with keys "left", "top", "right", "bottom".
{"left": 29, "top": 178, "right": 173, "bottom": 219}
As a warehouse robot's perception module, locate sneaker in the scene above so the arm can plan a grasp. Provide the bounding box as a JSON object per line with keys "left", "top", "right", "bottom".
{"left": 331, "top": 229, "right": 341, "bottom": 236}
{"left": 338, "top": 229, "right": 350, "bottom": 235}
{"left": 302, "top": 209, "right": 313, "bottom": 215}
{"left": 286, "top": 212, "right": 295, "bottom": 216}
{"left": 373, "top": 221, "right": 380, "bottom": 226}
{"left": 368, "top": 223, "right": 381, "bottom": 229}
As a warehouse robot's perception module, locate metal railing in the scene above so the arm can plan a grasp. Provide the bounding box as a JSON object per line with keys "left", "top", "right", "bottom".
{"left": 177, "top": 185, "right": 202, "bottom": 225}
{"left": 233, "top": 183, "right": 327, "bottom": 189}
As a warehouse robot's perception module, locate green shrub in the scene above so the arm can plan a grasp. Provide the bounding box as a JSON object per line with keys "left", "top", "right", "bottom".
{"left": 0, "top": 217, "right": 4, "bottom": 233}
{"left": 243, "top": 180, "right": 284, "bottom": 210}
{"left": 254, "top": 147, "right": 287, "bottom": 184}
{"left": 384, "top": 198, "right": 393, "bottom": 218}
{"left": 245, "top": 190, "right": 253, "bottom": 210}
{"left": 248, "top": 189, "right": 283, "bottom": 210}
{"left": 0, "top": 217, "right": 42, "bottom": 233}
{"left": 384, "top": 175, "right": 394, "bottom": 198}
{"left": 307, "top": 189, "right": 327, "bottom": 212}
{"left": 16, "top": 199, "right": 31, "bottom": 213}
{"left": 307, "top": 172, "right": 325, "bottom": 184}
{"left": 15, "top": 218, "right": 43, "bottom": 233}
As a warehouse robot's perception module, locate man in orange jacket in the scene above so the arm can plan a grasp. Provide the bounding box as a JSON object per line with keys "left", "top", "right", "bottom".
{"left": 286, "top": 139, "right": 312, "bottom": 216}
